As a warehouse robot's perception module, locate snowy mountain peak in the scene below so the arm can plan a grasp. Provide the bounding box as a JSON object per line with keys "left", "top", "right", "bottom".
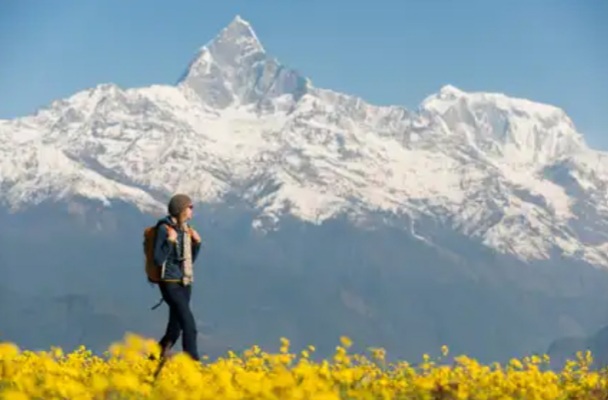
{"left": 199, "top": 14, "right": 265, "bottom": 62}
{"left": 219, "top": 15, "right": 264, "bottom": 53}
{"left": 421, "top": 85, "right": 586, "bottom": 166}
{"left": 177, "top": 16, "right": 307, "bottom": 109}
{"left": 424, "top": 85, "right": 568, "bottom": 120}
{"left": 438, "top": 84, "right": 466, "bottom": 97}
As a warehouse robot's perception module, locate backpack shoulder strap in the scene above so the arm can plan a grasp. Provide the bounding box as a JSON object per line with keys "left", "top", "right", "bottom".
{"left": 155, "top": 220, "right": 175, "bottom": 234}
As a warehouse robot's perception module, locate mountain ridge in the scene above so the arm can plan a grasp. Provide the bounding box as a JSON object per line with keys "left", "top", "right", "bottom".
{"left": 1, "top": 15, "right": 607, "bottom": 269}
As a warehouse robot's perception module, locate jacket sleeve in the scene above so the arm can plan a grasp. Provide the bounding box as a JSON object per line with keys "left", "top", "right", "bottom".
{"left": 154, "top": 224, "right": 172, "bottom": 266}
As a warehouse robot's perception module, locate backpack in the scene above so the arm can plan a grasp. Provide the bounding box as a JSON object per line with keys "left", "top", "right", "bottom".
{"left": 143, "top": 221, "right": 176, "bottom": 284}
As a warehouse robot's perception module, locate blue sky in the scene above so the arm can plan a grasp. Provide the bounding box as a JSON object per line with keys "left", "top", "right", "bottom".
{"left": 1, "top": 0, "right": 606, "bottom": 149}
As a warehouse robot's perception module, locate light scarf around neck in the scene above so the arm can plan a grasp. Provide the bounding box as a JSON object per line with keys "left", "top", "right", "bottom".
{"left": 179, "top": 221, "right": 193, "bottom": 286}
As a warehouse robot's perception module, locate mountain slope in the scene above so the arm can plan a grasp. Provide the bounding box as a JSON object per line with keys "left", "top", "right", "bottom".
{"left": 2, "top": 15, "right": 607, "bottom": 269}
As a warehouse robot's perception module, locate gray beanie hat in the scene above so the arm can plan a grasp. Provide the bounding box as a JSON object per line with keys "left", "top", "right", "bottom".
{"left": 168, "top": 194, "right": 193, "bottom": 217}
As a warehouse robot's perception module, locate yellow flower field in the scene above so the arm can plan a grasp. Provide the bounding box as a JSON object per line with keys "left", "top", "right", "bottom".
{"left": 0, "top": 333, "right": 606, "bottom": 399}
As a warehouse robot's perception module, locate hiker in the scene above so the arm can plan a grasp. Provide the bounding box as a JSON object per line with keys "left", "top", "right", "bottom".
{"left": 152, "top": 193, "right": 202, "bottom": 361}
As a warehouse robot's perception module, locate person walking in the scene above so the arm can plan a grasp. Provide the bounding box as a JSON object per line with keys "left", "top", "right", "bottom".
{"left": 152, "top": 193, "right": 202, "bottom": 361}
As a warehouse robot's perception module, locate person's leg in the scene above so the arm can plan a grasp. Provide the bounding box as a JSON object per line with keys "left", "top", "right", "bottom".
{"left": 157, "top": 282, "right": 183, "bottom": 357}
{"left": 178, "top": 284, "right": 199, "bottom": 360}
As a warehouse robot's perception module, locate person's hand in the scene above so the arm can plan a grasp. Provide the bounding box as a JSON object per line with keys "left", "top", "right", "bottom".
{"left": 167, "top": 227, "right": 178, "bottom": 243}
{"left": 190, "top": 228, "right": 201, "bottom": 243}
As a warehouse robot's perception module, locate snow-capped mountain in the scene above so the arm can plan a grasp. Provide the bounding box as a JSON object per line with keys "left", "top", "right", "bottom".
{"left": 1, "top": 15, "right": 607, "bottom": 268}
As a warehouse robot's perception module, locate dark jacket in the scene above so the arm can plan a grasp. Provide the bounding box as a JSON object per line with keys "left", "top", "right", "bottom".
{"left": 153, "top": 216, "right": 202, "bottom": 282}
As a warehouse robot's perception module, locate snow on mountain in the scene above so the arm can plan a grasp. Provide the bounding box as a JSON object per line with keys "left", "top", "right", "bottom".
{"left": 421, "top": 84, "right": 585, "bottom": 167}
{"left": 0, "top": 124, "right": 162, "bottom": 213}
{"left": 177, "top": 15, "right": 309, "bottom": 109}
{"left": 1, "top": 15, "right": 607, "bottom": 267}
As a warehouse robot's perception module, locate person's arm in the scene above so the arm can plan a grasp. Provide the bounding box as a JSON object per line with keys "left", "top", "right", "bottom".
{"left": 154, "top": 224, "right": 173, "bottom": 266}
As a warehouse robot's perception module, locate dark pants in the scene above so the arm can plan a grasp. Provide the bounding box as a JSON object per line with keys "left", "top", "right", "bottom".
{"left": 157, "top": 281, "right": 199, "bottom": 361}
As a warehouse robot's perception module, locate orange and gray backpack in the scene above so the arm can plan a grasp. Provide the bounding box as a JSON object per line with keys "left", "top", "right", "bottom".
{"left": 143, "top": 221, "right": 176, "bottom": 284}
{"left": 143, "top": 221, "right": 178, "bottom": 310}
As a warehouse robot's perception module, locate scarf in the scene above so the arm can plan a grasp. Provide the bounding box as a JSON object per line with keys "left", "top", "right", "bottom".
{"left": 180, "top": 222, "right": 194, "bottom": 286}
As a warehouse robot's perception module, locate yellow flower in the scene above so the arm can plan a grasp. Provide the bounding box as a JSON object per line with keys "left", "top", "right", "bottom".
{"left": 279, "top": 337, "right": 290, "bottom": 354}
{"left": 0, "top": 334, "right": 606, "bottom": 399}
{"left": 0, "top": 342, "right": 20, "bottom": 359}
{"left": 2, "top": 390, "right": 29, "bottom": 400}
{"left": 340, "top": 336, "right": 353, "bottom": 349}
